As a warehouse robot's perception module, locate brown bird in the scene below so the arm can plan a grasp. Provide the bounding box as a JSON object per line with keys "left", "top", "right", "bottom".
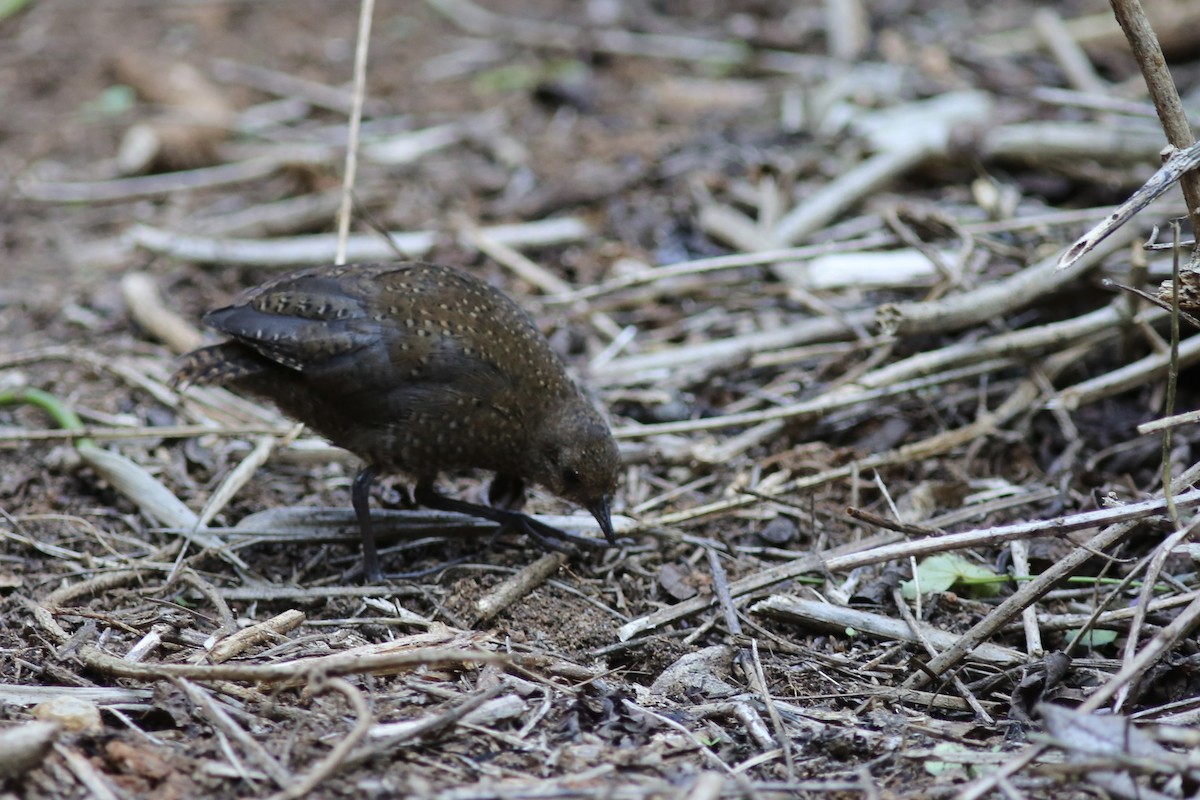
{"left": 173, "top": 261, "right": 620, "bottom": 581}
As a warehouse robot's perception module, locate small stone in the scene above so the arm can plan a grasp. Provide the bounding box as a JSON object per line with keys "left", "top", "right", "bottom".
{"left": 759, "top": 516, "right": 797, "bottom": 545}
{"left": 32, "top": 696, "right": 101, "bottom": 733}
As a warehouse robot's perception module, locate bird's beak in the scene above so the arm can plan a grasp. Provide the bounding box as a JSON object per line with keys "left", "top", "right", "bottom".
{"left": 588, "top": 495, "right": 616, "bottom": 545}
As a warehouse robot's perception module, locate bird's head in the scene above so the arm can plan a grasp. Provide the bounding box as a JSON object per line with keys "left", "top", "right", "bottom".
{"left": 528, "top": 394, "right": 621, "bottom": 543}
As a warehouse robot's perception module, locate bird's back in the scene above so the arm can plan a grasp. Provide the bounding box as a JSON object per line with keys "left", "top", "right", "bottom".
{"left": 174, "top": 262, "right": 578, "bottom": 476}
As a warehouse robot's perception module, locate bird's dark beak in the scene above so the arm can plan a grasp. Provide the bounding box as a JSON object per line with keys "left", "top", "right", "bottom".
{"left": 588, "top": 495, "right": 616, "bottom": 545}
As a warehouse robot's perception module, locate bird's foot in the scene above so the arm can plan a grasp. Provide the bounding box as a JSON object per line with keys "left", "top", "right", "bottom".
{"left": 506, "top": 512, "right": 609, "bottom": 552}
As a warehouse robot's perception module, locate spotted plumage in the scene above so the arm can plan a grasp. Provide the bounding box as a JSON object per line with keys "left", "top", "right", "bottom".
{"left": 173, "top": 261, "right": 620, "bottom": 581}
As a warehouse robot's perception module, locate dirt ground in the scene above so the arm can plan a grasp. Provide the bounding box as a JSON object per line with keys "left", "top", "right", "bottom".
{"left": 5, "top": 0, "right": 1200, "bottom": 798}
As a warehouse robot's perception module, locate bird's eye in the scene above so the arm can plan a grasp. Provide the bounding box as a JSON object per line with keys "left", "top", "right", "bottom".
{"left": 561, "top": 468, "right": 582, "bottom": 487}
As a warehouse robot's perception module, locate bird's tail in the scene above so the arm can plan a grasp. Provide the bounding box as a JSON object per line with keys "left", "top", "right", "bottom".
{"left": 170, "top": 343, "right": 266, "bottom": 390}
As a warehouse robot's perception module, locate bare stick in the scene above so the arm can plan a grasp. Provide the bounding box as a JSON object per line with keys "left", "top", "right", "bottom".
{"left": 121, "top": 273, "right": 205, "bottom": 354}
{"left": 0, "top": 423, "right": 293, "bottom": 443}
{"left": 177, "top": 678, "right": 290, "bottom": 785}
{"left": 1108, "top": 0, "right": 1200, "bottom": 239}
{"left": 1058, "top": 141, "right": 1200, "bottom": 270}
{"left": 128, "top": 217, "right": 590, "bottom": 266}
{"left": 1080, "top": 593, "right": 1200, "bottom": 714}
{"left": 1034, "top": 8, "right": 1107, "bottom": 95}
{"left": 472, "top": 553, "right": 566, "bottom": 625}
{"left": 753, "top": 596, "right": 1024, "bottom": 667}
{"left": 18, "top": 145, "right": 333, "bottom": 202}
{"left": 210, "top": 58, "right": 386, "bottom": 116}
{"left": 618, "top": 532, "right": 902, "bottom": 641}
{"left": 903, "top": 462, "right": 1200, "bottom": 700}
{"left": 209, "top": 610, "right": 307, "bottom": 664}
{"left": 335, "top": 0, "right": 376, "bottom": 265}
{"left": 266, "top": 678, "right": 372, "bottom": 800}
{"left": 892, "top": 587, "right": 993, "bottom": 723}
{"left": 1138, "top": 407, "right": 1200, "bottom": 434}
{"left": 628, "top": 484, "right": 1200, "bottom": 643}
{"left": 1009, "top": 541, "right": 1044, "bottom": 658}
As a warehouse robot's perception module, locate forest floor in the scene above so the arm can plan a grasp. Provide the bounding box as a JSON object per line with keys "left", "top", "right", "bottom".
{"left": 4, "top": 1, "right": 1200, "bottom": 798}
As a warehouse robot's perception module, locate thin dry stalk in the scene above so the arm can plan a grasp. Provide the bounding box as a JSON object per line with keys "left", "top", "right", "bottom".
{"left": 334, "top": 0, "right": 375, "bottom": 265}
{"left": 1108, "top": 0, "right": 1200, "bottom": 238}
{"left": 265, "top": 678, "right": 372, "bottom": 800}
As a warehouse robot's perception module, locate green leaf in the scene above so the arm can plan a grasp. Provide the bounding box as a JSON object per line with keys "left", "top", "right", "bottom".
{"left": 1069, "top": 628, "right": 1118, "bottom": 648}
{"left": 471, "top": 59, "right": 587, "bottom": 95}
{"left": 902, "top": 554, "right": 1002, "bottom": 599}
{"left": 472, "top": 64, "right": 540, "bottom": 94}
{"left": 0, "top": 387, "right": 92, "bottom": 447}
{"left": 79, "top": 85, "right": 136, "bottom": 119}
{"left": 924, "top": 742, "right": 970, "bottom": 777}
{"left": 0, "top": 0, "right": 35, "bottom": 22}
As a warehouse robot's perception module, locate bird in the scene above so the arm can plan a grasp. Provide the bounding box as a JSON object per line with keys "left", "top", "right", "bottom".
{"left": 171, "top": 261, "right": 621, "bottom": 581}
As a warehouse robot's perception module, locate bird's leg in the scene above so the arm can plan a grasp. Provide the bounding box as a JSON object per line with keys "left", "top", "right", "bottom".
{"left": 352, "top": 466, "right": 383, "bottom": 582}
{"left": 487, "top": 474, "right": 526, "bottom": 511}
{"left": 414, "top": 479, "right": 605, "bottom": 550}
{"left": 379, "top": 477, "right": 415, "bottom": 509}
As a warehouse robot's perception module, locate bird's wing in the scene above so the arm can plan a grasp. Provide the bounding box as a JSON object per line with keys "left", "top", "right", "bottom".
{"left": 203, "top": 267, "right": 384, "bottom": 373}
